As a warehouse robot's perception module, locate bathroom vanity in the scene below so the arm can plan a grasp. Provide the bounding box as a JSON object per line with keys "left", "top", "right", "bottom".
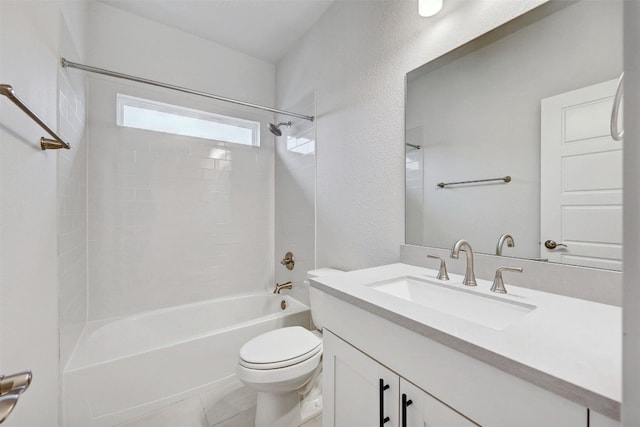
{"left": 311, "top": 263, "right": 620, "bottom": 427}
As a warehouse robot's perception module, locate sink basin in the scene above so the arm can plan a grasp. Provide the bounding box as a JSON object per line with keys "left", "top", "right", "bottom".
{"left": 368, "top": 276, "right": 536, "bottom": 330}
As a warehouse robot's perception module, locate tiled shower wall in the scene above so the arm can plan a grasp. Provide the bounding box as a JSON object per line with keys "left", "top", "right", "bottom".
{"left": 57, "top": 27, "right": 88, "bottom": 368}
{"left": 87, "top": 78, "right": 275, "bottom": 320}
{"left": 274, "top": 95, "right": 316, "bottom": 304}
{"left": 85, "top": 1, "right": 276, "bottom": 321}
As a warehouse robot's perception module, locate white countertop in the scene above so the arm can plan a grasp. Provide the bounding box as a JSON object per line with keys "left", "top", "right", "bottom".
{"left": 310, "top": 263, "right": 621, "bottom": 419}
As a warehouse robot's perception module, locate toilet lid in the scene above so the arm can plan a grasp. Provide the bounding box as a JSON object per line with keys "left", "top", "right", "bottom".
{"left": 239, "top": 326, "right": 322, "bottom": 369}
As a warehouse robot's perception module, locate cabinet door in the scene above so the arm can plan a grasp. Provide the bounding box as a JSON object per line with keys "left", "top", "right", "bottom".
{"left": 401, "top": 378, "right": 479, "bottom": 427}
{"left": 590, "top": 411, "right": 621, "bottom": 427}
{"left": 323, "top": 330, "right": 399, "bottom": 427}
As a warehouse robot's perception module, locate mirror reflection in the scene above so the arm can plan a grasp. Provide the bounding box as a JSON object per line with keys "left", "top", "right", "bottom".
{"left": 405, "top": 0, "right": 623, "bottom": 271}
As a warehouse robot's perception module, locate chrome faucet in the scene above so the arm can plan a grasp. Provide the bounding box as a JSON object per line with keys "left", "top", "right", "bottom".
{"left": 450, "top": 239, "right": 477, "bottom": 286}
{"left": 274, "top": 281, "right": 292, "bottom": 294}
{"left": 496, "top": 234, "right": 515, "bottom": 256}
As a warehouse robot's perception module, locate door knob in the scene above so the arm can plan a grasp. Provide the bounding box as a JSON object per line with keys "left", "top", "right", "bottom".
{"left": 544, "top": 240, "right": 567, "bottom": 250}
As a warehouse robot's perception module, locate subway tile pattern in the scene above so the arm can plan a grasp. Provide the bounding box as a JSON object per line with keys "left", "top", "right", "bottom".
{"left": 58, "top": 61, "right": 88, "bottom": 368}
{"left": 88, "top": 79, "right": 274, "bottom": 320}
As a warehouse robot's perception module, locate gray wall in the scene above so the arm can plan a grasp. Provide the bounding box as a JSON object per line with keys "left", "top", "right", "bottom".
{"left": 623, "top": 1, "right": 640, "bottom": 424}
{"left": 276, "top": 0, "right": 548, "bottom": 271}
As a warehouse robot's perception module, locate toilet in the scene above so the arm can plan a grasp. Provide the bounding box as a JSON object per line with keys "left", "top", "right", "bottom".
{"left": 236, "top": 268, "right": 343, "bottom": 427}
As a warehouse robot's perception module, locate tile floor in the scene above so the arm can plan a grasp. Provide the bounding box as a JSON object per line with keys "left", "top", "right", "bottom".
{"left": 115, "top": 378, "right": 321, "bottom": 427}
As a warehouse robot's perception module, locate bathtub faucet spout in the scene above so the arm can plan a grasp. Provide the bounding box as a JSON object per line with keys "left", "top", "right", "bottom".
{"left": 274, "top": 281, "right": 292, "bottom": 294}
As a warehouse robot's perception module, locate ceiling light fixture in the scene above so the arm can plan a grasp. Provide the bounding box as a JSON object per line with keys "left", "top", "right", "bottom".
{"left": 418, "top": 0, "right": 443, "bottom": 17}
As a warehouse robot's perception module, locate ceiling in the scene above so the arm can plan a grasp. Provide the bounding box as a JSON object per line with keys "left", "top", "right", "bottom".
{"left": 100, "top": 0, "right": 335, "bottom": 64}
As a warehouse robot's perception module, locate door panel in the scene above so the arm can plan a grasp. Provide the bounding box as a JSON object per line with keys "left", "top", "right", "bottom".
{"left": 540, "top": 78, "right": 622, "bottom": 270}
{"left": 401, "top": 378, "right": 479, "bottom": 427}
{"left": 323, "top": 329, "right": 399, "bottom": 427}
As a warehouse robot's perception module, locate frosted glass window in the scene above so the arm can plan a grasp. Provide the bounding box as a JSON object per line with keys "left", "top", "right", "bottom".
{"left": 116, "top": 94, "right": 260, "bottom": 146}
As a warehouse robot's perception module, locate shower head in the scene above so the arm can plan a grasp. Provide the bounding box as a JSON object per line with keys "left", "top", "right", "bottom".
{"left": 268, "top": 121, "right": 292, "bottom": 137}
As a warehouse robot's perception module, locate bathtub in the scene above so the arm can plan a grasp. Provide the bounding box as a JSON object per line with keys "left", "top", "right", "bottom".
{"left": 63, "top": 292, "right": 310, "bottom": 427}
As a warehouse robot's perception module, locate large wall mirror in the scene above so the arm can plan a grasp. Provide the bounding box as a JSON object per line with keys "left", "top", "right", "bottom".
{"left": 405, "top": 0, "right": 623, "bottom": 271}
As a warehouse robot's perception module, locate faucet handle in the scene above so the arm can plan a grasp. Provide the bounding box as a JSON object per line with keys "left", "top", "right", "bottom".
{"left": 491, "top": 266, "right": 523, "bottom": 294}
{"left": 427, "top": 255, "right": 449, "bottom": 280}
{"left": 280, "top": 252, "right": 295, "bottom": 270}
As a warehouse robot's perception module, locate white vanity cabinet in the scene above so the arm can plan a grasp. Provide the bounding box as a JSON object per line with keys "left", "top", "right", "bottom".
{"left": 323, "top": 329, "right": 478, "bottom": 427}
{"left": 318, "top": 291, "right": 593, "bottom": 427}
{"left": 590, "top": 411, "right": 621, "bottom": 427}
{"left": 322, "top": 329, "right": 399, "bottom": 427}
{"left": 400, "top": 379, "right": 478, "bottom": 427}
{"left": 312, "top": 264, "right": 621, "bottom": 426}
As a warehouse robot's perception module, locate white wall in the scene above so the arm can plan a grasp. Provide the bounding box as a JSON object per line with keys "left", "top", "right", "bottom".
{"left": 276, "top": 0, "right": 547, "bottom": 271}
{"left": 406, "top": 0, "right": 622, "bottom": 258}
{"left": 86, "top": 2, "right": 277, "bottom": 320}
{"left": 87, "top": 2, "right": 274, "bottom": 108}
{"left": 0, "top": 2, "right": 87, "bottom": 426}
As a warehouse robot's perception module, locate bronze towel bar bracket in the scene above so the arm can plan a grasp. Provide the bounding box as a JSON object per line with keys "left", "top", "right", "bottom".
{"left": 0, "top": 84, "right": 70, "bottom": 150}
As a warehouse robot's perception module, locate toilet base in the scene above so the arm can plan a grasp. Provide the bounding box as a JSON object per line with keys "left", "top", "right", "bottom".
{"left": 255, "top": 390, "right": 301, "bottom": 427}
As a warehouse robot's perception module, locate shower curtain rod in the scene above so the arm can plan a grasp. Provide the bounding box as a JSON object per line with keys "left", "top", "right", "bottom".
{"left": 60, "top": 58, "right": 315, "bottom": 122}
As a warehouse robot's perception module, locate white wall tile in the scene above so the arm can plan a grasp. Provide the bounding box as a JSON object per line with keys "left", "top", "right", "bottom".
{"left": 87, "top": 79, "right": 275, "bottom": 319}
{"left": 81, "top": 1, "right": 276, "bottom": 320}
{"left": 58, "top": 56, "right": 88, "bottom": 367}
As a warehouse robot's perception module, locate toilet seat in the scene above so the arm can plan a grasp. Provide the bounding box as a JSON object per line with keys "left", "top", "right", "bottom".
{"left": 240, "top": 345, "right": 322, "bottom": 370}
{"left": 236, "top": 350, "right": 322, "bottom": 392}
{"left": 239, "top": 326, "right": 322, "bottom": 370}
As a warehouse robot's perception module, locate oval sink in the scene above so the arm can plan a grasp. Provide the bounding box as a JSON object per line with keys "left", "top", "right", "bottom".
{"left": 368, "top": 276, "right": 536, "bottom": 330}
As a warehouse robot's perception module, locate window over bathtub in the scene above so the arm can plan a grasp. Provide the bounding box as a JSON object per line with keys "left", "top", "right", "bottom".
{"left": 116, "top": 94, "right": 260, "bottom": 146}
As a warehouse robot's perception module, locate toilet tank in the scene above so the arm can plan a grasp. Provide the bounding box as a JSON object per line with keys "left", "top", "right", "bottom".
{"left": 307, "top": 268, "right": 344, "bottom": 330}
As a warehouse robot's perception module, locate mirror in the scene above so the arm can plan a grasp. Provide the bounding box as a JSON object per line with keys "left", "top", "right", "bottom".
{"left": 405, "top": 0, "right": 623, "bottom": 271}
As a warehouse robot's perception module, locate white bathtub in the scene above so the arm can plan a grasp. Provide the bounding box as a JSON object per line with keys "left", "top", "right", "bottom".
{"left": 64, "top": 292, "right": 310, "bottom": 427}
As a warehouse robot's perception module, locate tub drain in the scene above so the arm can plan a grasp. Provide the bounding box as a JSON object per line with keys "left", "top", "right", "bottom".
{"left": 280, "top": 300, "right": 287, "bottom": 310}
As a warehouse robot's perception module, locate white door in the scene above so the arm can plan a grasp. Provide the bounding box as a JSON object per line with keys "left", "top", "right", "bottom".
{"left": 589, "top": 411, "right": 621, "bottom": 427}
{"left": 540, "top": 79, "right": 622, "bottom": 270}
{"left": 400, "top": 378, "right": 479, "bottom": 427}
{"left": 323, "top": 330, "right": 399, "bottom": 427}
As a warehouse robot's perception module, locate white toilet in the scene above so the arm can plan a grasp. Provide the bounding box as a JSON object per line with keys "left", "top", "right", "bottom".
{"left": 236, "top": 268, "right": 342, "bottom": 427}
